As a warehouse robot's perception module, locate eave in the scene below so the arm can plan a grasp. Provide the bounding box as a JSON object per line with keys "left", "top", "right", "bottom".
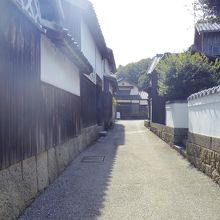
{"left": 104, "top": 74, "right": 118, "bottom": 91}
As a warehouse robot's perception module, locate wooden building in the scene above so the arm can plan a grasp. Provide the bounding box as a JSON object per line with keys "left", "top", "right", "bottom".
{"left": 193, "top": 22, "right": 220, "bottom": 58}
{"left": 116, "top": 80, "right": 148, "bottom": 119}
{"left": 0, "top": 0, "right": 117, "bottom": 218}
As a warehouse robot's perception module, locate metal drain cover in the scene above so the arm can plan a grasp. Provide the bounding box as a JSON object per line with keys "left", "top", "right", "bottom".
{"left": 81, "top": 156, "right": 105, "bottom": 163}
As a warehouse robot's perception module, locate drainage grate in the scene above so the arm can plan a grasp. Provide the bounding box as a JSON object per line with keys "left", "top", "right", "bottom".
{"left": 81, "top": 156, "right": 105, "bottom": 163}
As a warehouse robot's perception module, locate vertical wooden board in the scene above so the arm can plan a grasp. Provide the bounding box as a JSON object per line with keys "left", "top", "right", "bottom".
{"left": 80, "top": 75, "right": 97, "bottom": 128}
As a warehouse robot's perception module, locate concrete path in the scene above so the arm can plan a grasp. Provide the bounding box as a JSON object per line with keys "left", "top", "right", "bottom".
{"left": 20, "top": 121, "right": 220, "bottom": 220}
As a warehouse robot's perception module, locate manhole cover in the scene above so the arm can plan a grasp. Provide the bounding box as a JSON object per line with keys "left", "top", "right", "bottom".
{"left": 81, "top": 156, "right": 105, "bottom": 163}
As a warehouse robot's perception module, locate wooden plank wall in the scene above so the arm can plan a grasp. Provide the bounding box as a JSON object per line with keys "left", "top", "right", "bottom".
{"left": 80, "top": 75, "right": 97, "bottom": 128}
{"left": 0, "top": 2, "right": 81, "bottom": 170}
{"left": 0, "top": 1, "right": 41, "bottom": 169}
{"left": 103, "top": 92, "right": 113, "bottom": 129}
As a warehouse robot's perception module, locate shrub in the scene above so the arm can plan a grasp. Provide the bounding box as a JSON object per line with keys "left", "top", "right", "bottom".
{"left": 156, "top": 52, "right": 220, "bottom": 100}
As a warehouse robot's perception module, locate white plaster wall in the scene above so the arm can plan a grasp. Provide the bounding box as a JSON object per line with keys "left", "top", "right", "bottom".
{"left": 41, "top": 35, "right": 80, "bottom": 96}
{"left": 188, "top": 93, "right": 220, "bottom": 137}
{"left": 104, "top": 59, "right": 111, "bottom": 75}
{"left": 80, "top": 20, "right": 95, "bottom": 68}
{"left": 140, "top": 100, "right": 148, "bottom": 105}
{"left": 117, "top": 100, "right": 131, "bottom": 103}
{"left": 132, "top": 100, "right": 139, "bottom": 104}
{"left": 166, "top": 102, "right": 188, "bottom": 128}
{"left": 118, "top": 80, "right": 139, "bottom": 95}
{"left": 130, "top": 86, "right": 139, "bottom": 95}
{"left": 96, "top": 48, "right": 104, "bottom": 78}
{"left": 81, "top": 19, "right": 103, "bottom": 81}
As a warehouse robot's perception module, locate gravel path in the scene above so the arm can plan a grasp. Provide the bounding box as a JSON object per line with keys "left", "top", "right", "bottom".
{"left": 19, "top": 121, "right": 220, "bottom": 220}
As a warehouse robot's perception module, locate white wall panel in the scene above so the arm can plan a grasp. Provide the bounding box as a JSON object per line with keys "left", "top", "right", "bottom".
{"left": 166, "top": 102, "right": 188, "bottom": 128}
{"left": 81, "top": 19, "right": 103, "bottom": 81}
{"left": 188, "top": 93, "right": 220, "bottom": 137}
{"left": 41, "top": 35, "right": 80, "bottom": 96}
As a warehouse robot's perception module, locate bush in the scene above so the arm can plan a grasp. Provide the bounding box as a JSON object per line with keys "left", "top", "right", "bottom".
{"left": 156, "top": 52, "right": 220, "bottom": 100}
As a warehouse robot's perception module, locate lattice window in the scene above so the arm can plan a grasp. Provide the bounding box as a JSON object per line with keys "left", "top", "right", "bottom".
{"left": 13, "top": 0, "right": 41, "bottom": 25}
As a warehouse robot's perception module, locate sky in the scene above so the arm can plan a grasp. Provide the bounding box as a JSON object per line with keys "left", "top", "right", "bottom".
{"left": 90, "top": 0, "right": 196, "bottom": 67}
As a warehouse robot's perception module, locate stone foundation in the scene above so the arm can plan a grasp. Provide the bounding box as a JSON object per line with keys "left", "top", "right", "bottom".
{"left": 146, "top": 122, "right": 188, "bottom": 147}
{"left": 187, "top": 132, "right": 220, "bottom": 185}
{"left": 0, "top": 125, "right": 102, "bottom": 220}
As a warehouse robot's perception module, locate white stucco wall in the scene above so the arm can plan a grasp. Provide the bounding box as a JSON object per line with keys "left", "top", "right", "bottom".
{"left": 118, "top": 81, "right": 139, "bottom": 95}
{"left": 41, "top": 35, "right": 80, "bottom": 96}
{"left": 81, "top": 19, "right": 104, "bottom": 82}
{"left": 140, "top": 100, "right": 148, "bottom": 105}
{"left": 188, "top": 93, "right": 220, "bottom": 137}
{"left": 166, "top": 102, "right": 188, "bottom": 128}
{"left": 117, "top": 100, "right": 131, "bottom": 103}
{"left": 130, "top": 86, "right": 139, "bottom": 95}
{"left": 104, "top": 59, "right": 111, "bottom": 75}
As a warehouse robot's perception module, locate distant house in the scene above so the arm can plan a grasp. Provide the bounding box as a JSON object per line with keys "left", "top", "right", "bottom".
{"left": 116, "top": 79, "right": 148, "bottom": 119}
{"left": 193, "top": 22, "right": 220, "bottom": 58}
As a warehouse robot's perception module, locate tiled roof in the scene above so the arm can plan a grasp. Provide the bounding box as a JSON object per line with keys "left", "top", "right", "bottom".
{"left": 196, "top": 22, "right": 220, "bottom": 33}
{"left": 104, "top": 73, "right": 118, "bottom": 90}
{"left": 188, "top": 85, "right": 220, "bottom": 101}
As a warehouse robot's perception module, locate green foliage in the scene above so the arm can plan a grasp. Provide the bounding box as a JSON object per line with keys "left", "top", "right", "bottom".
{"left": 138, "top": 70, "right": 151, "bottom": 92}
{"left": 116, "top": 58, "right": 152, "bottom": 87}
{"left": 196, "top": 0, "right": 220, "bottom": 20}
{"left": 156, "top": 52, "right": 220, "bottom": 100}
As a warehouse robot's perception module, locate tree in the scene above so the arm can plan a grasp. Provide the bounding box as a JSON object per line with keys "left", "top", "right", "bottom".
{"left": 195, "top": 0, "right": 220, "bottom": 21}
{"left": 156, "top": 52, "right": 220, "bottom": 100}
{"left": 138, "top": 70, "right": 151, "bottom": 92}
{"left": 116, "top": 58, "right": 152, "bottom": 87}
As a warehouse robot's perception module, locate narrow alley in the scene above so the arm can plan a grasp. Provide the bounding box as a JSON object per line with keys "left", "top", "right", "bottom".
{"left": 20, "top": 121, "right": 220, "bottom": 220}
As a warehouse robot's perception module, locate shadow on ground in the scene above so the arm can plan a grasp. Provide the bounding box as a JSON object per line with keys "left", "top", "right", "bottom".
{"left": 19, "top": 123, "right": 125, "bottom": 220}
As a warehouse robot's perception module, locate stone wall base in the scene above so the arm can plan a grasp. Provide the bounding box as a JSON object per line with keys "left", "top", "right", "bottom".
{"left": 146, "top": 122, "right": 188, "bottom": 147}
{"left": 0, "top": 124, "right": 103, "bottom": 220}
{"left": 187, "top": 132, "right": 220, "bottom": 185}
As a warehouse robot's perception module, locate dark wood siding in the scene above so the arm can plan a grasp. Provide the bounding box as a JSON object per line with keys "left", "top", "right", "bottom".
{"left": 150, "top": 72, "right": 166, "bottom": 124}
{"left": 0, "top": 1, "right": 41, "bottom": 169}
{"left": 117, "top": 103, "right": 148, "bottom": 120}
{"left": 41, "top": 83, "right": 81, "bottom": 151}
{"left": 0, "top": 2, "right": 81, "bottom": 170}
{"left": 103, "top": 92, "right": 113, "bottom": 129}
{"left": 80, "top": 75, "right": 97, "bottom": 128}
{"left": 204, "top": 32, "right": 220, "bottom": 56}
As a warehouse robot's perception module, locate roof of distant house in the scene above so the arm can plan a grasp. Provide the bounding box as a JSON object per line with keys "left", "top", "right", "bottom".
{"left": 196, "top": 22, "right": 220, "bottom": 33}
{"left": 117, "top": 79, "right": 138, "bottom": 87}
